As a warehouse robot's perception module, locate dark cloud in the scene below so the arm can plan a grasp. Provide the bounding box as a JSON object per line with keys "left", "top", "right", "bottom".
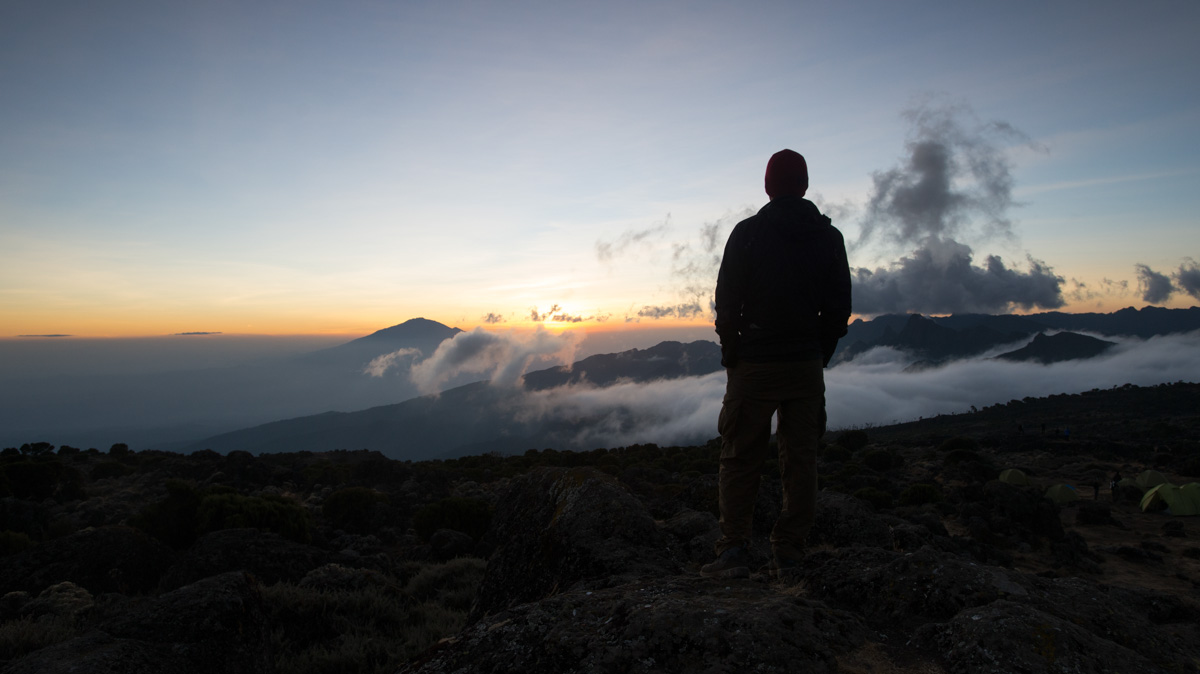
{"left": 851, "top": 99, "right": 1061, "bottom": 315}
{"left": 482, "top": 312, "right": 506, "bottom": 324}
{"left": 596, "top": 219, "right": 669, "bottom": 263}
{"left": 858, "top": 101, "right": 1036, "bottom": 249}
{"left": 635, "top": 303, "right": 705, "bottom": 320}
{"left": 529, "top": 304, "right": 562, "bottom": 322}
{"left": 853, "top": 239, "right": 1064, "bottom": 314}
{"left": 172, "top": 332, "right": 223, "bottom": 336}
{"left": 1174, "top": 259, "right": 1200, "bottom": 300}
{"left": 1135, "top": 264, "right": 1175, "bottom": 303}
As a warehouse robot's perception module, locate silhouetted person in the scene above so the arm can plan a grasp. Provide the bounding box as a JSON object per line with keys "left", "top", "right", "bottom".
{"left": 1111, "top": 471, "right": 1122, "bottom": 502}
{"left": 701, "top": 149, "right": 851, "bottom": 579}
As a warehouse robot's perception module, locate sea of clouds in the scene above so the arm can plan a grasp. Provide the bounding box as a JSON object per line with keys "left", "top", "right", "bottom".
{"left": 409, "top": 328, "right": 1200, "bottom": 450}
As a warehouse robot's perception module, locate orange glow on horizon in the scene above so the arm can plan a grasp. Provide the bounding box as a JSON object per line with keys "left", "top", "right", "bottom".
{"left": 6, "top": 295, "right": 1195, "bottom": 340}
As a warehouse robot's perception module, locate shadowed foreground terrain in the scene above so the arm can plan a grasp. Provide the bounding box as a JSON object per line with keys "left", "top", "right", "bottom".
{"left": 2, "top": 382, "right": 1199, "bottom": 673}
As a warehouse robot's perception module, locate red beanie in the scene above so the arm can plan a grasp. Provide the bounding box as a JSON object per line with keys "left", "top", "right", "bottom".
{"left": 764, "top": 149, "right": 808, "bottom": 200}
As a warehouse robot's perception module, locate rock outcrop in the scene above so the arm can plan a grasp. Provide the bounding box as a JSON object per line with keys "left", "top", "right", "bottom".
{"left": 406, "top": 469, "right": 1200, "bottom": 674}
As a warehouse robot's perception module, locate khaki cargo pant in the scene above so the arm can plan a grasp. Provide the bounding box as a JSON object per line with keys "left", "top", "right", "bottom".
{"left": 715, "top": 358, "right": 824, "bottom": 562}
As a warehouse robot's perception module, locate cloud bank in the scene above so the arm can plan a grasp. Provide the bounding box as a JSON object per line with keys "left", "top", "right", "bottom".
{"left": 506, "top": 331, "right": 1200, "bottom": 449}
{"left": 1134, "top": 260, "right": 1200, "bottom": 303}
{"left": 852, "top": 100, "right": 1064, "bottom": 315}
{"left": 364, "top": 348, "right": 421, "bottom": 377}
{"left": 408, "top": 326, "right": 580, "bottom": 394}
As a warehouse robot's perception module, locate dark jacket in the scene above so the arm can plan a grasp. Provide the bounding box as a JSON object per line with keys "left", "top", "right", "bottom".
{"left": 714, "top": 196, "right": 851, "bottom": 366}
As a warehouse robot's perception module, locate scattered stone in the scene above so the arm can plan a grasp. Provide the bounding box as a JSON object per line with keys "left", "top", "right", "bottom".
{"left": 1076, "top": 501, "right": 1118, "bottom": 526}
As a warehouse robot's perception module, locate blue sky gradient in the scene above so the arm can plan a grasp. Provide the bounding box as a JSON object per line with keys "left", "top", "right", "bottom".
{"left": 2, "top": 1, "right": 1198, "bottom": 336}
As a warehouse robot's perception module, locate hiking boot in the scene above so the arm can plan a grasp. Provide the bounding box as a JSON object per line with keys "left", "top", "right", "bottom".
{"left": 769, "top": 556, "right": 802, "bottom": 579}
{"left": 701, "top": 546, "right": 752, "bottom": 579}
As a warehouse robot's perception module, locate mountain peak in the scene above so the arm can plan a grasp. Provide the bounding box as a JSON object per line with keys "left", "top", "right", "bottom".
{"left": 362, "top": 318, "right": 461, "bottom": 342}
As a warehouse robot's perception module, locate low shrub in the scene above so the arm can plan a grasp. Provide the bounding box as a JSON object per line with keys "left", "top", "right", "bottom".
{"left": 323, "top": 487, "right": 387, "bottom": 533}
{"left": 130, "top": 480, "right": 204, "bottom": 548}
{"left": 862, "top": 449, "right": 897, "bottom": 471}
{"left": 939, "top": 436, "right": 978, "bottom": 453}
{"left": 0, "top": 458, "right": 85, "bottom": 502}
{"left": 853, "top": 487, "right": 894, "bottom": 511}
{"left": 412, "top": 497, "right": 492, "bottom": 542}
{"left": 944, "top": 449, "right": 982, "bottom": 465}
{"left": 132, "top": 481, "right": 313, "bottom": 547}
{"left": 197, "top": 492, "right": 313, "bottom": 544}
{"left": 0, "top": 529, "right": 33, "bottom": 556}
{"left": 835, "top": 462, "right": 862, "bottom": 480}
{"left": 90, "top": 460, "right": 134, "bottom": 480}
{"left": 898, "top": 483, "right": 943, "bottom": 506}
{"left": 835, "top": 430, "right": 870, "bottom": 453}
{"left": 263, "top": 558, "right": 486, "bottom": 674}
{"left": 0, "top": 614, "right": 80, "bottom": 663}
{"left": 821, "top": 445, "right": 852, "bottom": 463}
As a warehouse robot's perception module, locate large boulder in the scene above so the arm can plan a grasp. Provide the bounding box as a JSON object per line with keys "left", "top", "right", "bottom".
{"left": 3, "top": 571, "right": 273, "bottom": 674}
{"left": 808, "top": 491, "right": 896, "bottom": 549}
{"left": 0, "top": 526, "right": 175, "bottom": 595}
{"left": 402, "top": 576, "right": 869, "bottom": 674}
{"left": 16, "top": 581, "right": 94, "bottom": 622}
{"left": 159, "top": 528, "right": 327, "bottom": 591}
{"left": 803, "top": 545, "right": 1032, "bottom": 627}
{"left": 472, "top": 467, "right": 678, "bottom": 619}
{"left": 914, "top": 600, "right": 1159, "bottom": 674}
{"left": 804, "top": 544, "right": 1200, "bottom": 673}
{"left": 958, "top": 481, "right": 1065, "bottom": 550}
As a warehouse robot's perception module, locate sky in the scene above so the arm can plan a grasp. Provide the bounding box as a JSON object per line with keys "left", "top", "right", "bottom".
{"left": 2, "top": 0, "right": 1199, "bottom": 340}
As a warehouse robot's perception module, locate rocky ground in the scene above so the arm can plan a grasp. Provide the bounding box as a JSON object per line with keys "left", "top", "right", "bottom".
{"left": 1, "top": 382, "right": 1198, "bottom": 673}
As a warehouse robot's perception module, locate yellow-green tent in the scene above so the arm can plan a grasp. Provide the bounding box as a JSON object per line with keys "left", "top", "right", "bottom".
{"left": 999, "top": 468, "right": 1031, "bottom": 486}
{"left": 1045, "top": 483, "right": 1081, "bottom": 505}
{"left": 1136, "top": 470, "right": 1169, "bottom": 492}
{"left": 1140, "top": 483, "right": 1200, "bottom": 516}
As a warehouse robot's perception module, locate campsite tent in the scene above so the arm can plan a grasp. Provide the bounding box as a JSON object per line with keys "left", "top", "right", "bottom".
{"left": 1182, "top": 483, "right": 1200, "bottom": 508}
{"left": 1136, "top": 470, "right": 1169, "bottom": 492}
{"left": 1140, "top": 482, "right": 1200, "bottom": 516}
{"left": 999, "top": 468, "right": 1031, "bottom": 486}
{"left": 1045, "top": 483, "right": 1081, "bottom": 505}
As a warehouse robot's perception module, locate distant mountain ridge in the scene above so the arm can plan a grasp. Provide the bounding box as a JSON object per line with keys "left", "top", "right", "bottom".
{"left": 835, "top": 305, "right": 1199, "bottom": 365}
{"left": 187, "top": 340, "right": 722, "bottom": 459}
{"left": 298, "top": 317, "right": 462, "bottom": 370}
{"left": 522, "top": 341, "right": 720, "bottom": 390}
{"left": 994, "top": 332, "right": 1117, "bottom": 364}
